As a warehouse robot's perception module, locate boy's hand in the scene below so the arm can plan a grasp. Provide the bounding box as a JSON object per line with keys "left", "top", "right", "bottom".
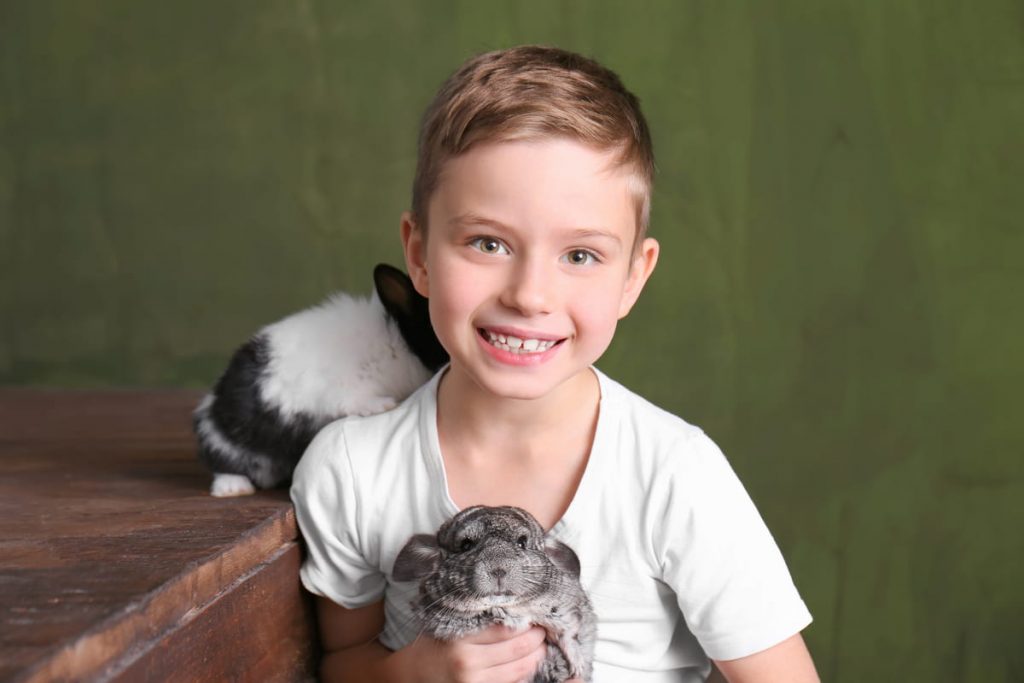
{"left": 399, "top": 624, "right": 547, "bottom": 683}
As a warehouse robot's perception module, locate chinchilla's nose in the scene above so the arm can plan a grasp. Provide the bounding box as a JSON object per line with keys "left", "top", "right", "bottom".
{"left": 490, "top": 568, "right": 507, "bottom": 579}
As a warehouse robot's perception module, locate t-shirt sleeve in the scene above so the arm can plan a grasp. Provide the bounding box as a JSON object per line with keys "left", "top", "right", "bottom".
{"left": 655, "top": 431, "right": 812, "bottom": 661}
{"left": 289, "top": 421, "right": 387, "bottom": 608}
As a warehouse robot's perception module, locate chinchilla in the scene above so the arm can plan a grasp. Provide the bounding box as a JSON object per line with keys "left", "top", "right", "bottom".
{"left": 192, "top": 264, "right": 447, "bottom": 497}
{"left": 394, "top": 505, "right": 597, "bottom": 683}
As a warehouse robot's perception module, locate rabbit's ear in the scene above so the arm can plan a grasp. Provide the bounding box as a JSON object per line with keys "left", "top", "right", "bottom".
{"left": 544, "top": 539, "right": 581, "bottom": 578}
{"left": 393, "top": 534, "right": 442, "bottom": 582}
{"left": 374, "top": 264, "right": 417, "bottom": 319}
{"left": 373, "top": 263, "right": 449, "bottom": 372}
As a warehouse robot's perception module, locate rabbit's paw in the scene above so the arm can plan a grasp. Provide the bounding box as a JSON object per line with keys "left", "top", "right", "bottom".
{"left": 210, "top": 473, "right": 256, "bottom": 497}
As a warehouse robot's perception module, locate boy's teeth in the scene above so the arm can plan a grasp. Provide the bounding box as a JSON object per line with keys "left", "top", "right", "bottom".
{"left": 484, "top": 330, "right": 556, "bottom": 354}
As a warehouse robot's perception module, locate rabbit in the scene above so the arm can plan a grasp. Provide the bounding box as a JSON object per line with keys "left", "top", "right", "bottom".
{"left": 393, "top": 505, "right": 597, "bottom": 683}
{"left": 193, "top": 264, "right": 448, "bottom": 497}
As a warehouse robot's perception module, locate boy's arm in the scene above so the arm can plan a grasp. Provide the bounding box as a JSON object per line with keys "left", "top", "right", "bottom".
{"left": 712, "top": 633, "right": 820, "bottom": 683}
{"left": 316, "top": 597, "right": 393, "bottom": 681}
{"left": 314, "top": 596, "right": 548, "bottom": 683}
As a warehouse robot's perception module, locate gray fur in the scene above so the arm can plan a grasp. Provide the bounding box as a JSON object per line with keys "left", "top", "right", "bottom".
{"left": 394, "top": 505, "right": 597, "bottom": 682}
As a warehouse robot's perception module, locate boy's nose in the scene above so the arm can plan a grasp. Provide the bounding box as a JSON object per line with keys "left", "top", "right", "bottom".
{"left": 499, "top": 259, "right": 553, "bottom": 315}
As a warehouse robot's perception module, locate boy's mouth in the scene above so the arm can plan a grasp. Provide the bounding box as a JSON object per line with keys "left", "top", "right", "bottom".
{"left": 478, "top": 328, "right": 562, "bottom": 354}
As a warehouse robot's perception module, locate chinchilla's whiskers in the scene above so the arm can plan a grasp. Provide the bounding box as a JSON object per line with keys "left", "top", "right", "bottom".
{"left": 386, "top": 509, "right": 595, "bottom": 677}
{"left": 413, "top": 602, "right": 466, "bottom": 640}
{"left": 369, "top": 599, "right": 423, "bottom": 646}
{"left": 377, "top": 577, "right": 476, "bottom": 642}
{"left": 382, "top": 600, "right": 453, "bottom": 643}
{"left": 420, "top": 581, "right": 472, "bottom": 613}
{"left": 383, "top": 602, "right": 420, "bottom": 639}
{"left": 522, "top": 574, "right": 561, "bottom": 590}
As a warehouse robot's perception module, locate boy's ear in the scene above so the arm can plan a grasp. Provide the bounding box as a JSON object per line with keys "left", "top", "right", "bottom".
{"left": 618, "top": 237, "right": 659, "bottom": 319}
{"left": 400, "top": 211, "right": 429, "bottom": 298}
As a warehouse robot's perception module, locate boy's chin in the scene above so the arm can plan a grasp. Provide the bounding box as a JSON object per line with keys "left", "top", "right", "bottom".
{"left": 468, "top": 365, "right": 594, "bottom": 403}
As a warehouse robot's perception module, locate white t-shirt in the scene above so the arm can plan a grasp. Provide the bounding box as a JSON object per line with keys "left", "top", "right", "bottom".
{"left": 291, "top": 368, "right": 812, "bottom": 682}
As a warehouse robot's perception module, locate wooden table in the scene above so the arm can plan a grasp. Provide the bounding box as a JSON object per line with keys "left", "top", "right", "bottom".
{"left": 0, "top": 390, "right": 318, "bottom": 682}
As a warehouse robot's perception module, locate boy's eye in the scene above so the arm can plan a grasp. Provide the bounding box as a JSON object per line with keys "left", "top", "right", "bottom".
{"left": 564, "top": 249, "right": 598, "bottom": 266}
{"left": 470, "top": 237, "right": 508, "bottom": 255}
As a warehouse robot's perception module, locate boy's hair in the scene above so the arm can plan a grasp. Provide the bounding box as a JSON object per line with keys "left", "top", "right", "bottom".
{"left": 412, "top": 45, "right": 655, "bottom": 240}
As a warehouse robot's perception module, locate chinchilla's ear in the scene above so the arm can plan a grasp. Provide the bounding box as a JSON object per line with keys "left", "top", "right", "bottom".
{"left": 373, "top": 263, "right": 448, "bottom": 372}
{"left": 393, "top": 533, "right": 442, "bottom": 582}
{"left": 544, "top": 539, "right": 582, "bottom": 578}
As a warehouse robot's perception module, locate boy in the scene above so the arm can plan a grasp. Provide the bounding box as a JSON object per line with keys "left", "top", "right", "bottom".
{"left": 291, "top": 46, "right": 819, "bottom": 682}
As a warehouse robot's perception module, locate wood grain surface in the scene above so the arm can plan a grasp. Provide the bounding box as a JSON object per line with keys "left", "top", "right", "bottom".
{"left": 0, "top": 389, "right": 317, "bottom": 682}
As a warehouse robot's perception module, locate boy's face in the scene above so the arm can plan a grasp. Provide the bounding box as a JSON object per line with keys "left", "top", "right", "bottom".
{"left": 402, "top": 137, "right": 658, "bottom": 402}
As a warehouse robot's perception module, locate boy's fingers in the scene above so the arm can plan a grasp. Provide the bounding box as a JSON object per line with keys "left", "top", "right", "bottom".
{"left": 470, "top": 625, "right": 546, "bottom": 668}
{"left": 463, "top": 623, "right": 541, "bottom": 645}
{"left": 483, "top": 637, "right": 547, "bottom": 683}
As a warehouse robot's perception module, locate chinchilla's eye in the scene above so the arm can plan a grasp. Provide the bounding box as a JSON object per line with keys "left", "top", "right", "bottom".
{"left": 459, "top": 538, "right": 475, "bottom": 552}
{"left": 517, "top": 535, "right": 528, "bottom": 549}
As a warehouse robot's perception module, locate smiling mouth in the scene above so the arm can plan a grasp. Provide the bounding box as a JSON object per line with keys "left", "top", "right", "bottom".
{"left": 479, "top": 329, "right": 563, "bottom": 354}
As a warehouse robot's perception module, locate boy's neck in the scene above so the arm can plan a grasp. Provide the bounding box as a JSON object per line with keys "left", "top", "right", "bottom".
{"left": 436, "top": 366, "right": 600, "bottom": 454}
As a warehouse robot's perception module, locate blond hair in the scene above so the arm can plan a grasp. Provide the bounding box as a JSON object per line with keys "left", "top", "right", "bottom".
{"left": 411, "top": 46, "right": 655, "bottom": 239}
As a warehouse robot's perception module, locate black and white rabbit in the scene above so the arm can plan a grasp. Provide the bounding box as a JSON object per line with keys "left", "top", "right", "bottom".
{"left": 394, "top": 505, "right": 597, "bottom": 683}
{"left": 193, "top": 264, "right": 447, "bottom": 497}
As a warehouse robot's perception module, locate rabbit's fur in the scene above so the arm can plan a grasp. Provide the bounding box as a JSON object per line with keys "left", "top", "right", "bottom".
{"left": 193, "top": 264, "right": 447, "bottom": 497}
{"left": 394, "top": 505, "right": 597, "bottom": 683}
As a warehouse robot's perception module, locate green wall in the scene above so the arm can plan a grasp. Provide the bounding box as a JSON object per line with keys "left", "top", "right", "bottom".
{"left": 2, "top": 2, "right": 1021, "bottom": 680}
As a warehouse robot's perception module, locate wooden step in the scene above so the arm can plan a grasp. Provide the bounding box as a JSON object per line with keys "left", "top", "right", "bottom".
{"left": 0, "top": 389, "right": 318, "bottom": 682}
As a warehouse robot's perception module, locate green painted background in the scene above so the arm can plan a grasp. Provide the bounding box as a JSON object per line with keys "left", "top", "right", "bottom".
{"left": 2, "top": 2, "right": 1021, "bottom": 680}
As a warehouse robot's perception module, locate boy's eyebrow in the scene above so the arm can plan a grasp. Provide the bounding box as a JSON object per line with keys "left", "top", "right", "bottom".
{"left": 449, "top": 212, "right": 504, "bottom": 230}
{"left": 565, "top": 227, "right": 623, "bottom": 245}
{"left": 450, "top": 213, "right": 623, "bottom": 246}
